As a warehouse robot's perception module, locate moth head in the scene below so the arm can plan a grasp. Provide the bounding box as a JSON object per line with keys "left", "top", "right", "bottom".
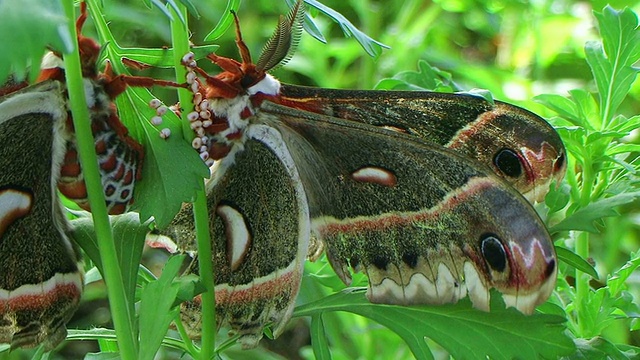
{"left": 202, "top": 0, "right": 304, "bottom": 98}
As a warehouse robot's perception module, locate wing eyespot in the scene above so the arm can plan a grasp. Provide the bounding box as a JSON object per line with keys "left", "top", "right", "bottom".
{"left": 480, "top": 234, "right": 507, "bottom": 273}
{"left": 493, "top": 148, "right": 523, "bottom": 178}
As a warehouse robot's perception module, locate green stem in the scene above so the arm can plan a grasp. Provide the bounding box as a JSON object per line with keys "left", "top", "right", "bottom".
{"left": 170, "top": 7, "right": 217, "bottom": 360}
{"left": 63, "top": 1, "right": 138, "bottom": 358}
{"left": 574, "top": 146, "right": 596, "bottom": 336}
{"left": 574, "top": 231, "right": 590, "bottom": 337}
{"left": 173, "top": 314, "right": 200, "bottom": 356}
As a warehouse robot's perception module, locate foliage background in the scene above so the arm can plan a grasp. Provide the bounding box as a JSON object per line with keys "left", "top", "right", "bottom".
{"left": 1, "top": 0, "right": 640, "bottom": 359}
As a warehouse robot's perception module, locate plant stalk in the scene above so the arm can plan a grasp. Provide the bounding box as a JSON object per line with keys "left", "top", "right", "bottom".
{"left": 63, "top": 1, "right": 138, "bottom": 358}
{"left": 170, "top": 6, "right": 217, "bottom": 359}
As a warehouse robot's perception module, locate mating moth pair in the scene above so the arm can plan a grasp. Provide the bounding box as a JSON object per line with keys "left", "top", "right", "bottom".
{"left": 0, "top": 0, "right": 565, "bottom": 352}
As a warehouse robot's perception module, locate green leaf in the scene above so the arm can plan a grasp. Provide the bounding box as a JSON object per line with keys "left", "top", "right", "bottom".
{"left": 203, "top": 0, "right": 241, "bottom": 41}
{"left": 311, "top": 314, "right": 332, "bottom": 360}
{"left": 544, "top": 181, "right": 571, "bottom": 214}
{"left": 586, "top": 6, "right": 640, "bottom": 124}
{"left": 113, "top": 86, "right": 210, "bottom": 228}
{"left": 294, "top": 289, "right": 574, "bottom": 360}
{"left": 556, "top": 246, "right": 599, "bottom": 279}
{"left": 0, "top": 0, "right": 72, "bottom": 83}
{"left": 608, "top": 252, "right": 640, "bottom": 296}
{"left": 568, "top": 89, "right": 600, "bottom": 130}
{"left": 573, "top": 337, "right": 640, "bottom": 359}
{"left": 375, "top": 60, "right": 454, "bottom": 92}
{"left": 302, "top": 0, "right": 389, "bottom": 57}
{"left": 70, "top": 212, "right": 150, "bottom": 304}
{"left": 549, "top": 191, "right": 640, "bottom": 233}
{"left": 534, "top": 94, "right": 583, "bottom": 127}
{"left": 138, "top": 255, "right": 186, "bottom": 360}
{"left": 114, "top": 45, "right": 219, "bottom": 68}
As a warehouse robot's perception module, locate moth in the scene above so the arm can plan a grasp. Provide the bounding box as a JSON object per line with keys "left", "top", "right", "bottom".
{"left": 153, "top": 0, "right": 564, "bottom": 349}
{"left": 0, "top": 2, "right": 176, "bottom": 350}
{"left": 0, "top": 81, "right": 83, "bottom": 350}
{"left": 35, "top": 2, "right": 180, "bottom": 215}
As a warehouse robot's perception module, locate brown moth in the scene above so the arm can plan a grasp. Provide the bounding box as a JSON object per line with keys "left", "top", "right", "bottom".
{"left": 151, "top": 0, "right": 561, "bottom": 349}
{"left": 0, "top": 81, "right": 83, "bottom": 350}
{"left": 36, "top": 2, "right": 181, "bottom": 215}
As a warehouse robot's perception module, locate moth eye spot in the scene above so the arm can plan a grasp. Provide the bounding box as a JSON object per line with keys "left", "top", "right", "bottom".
{"left": 349, "top": 256, "right": 360, "bottom": 270}
{"left": 371, "top": 255, "right": 390, "bottom": 271}
{"left": 351, "top": 166, "right": 397, "bottom": 187}
{"left": 217, "top": 203, "right": 252, "bottom": 271}
{"left": 480, "top": 234, "right": 507, "bottom": 272}
{"left": 493, "top": 148, "right": 523, "bottom": 178}
{"left": 402, "top": 252, "right": 418, "bottom": 268}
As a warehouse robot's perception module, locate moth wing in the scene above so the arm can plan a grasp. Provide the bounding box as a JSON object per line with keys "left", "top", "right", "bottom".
{"left": 279, "top": 84, "right": 566, "bottom": 202}
{"left": 260, "top": 100, "right": 557, "bottom": 314}
{"left": 0, "top": 81, "right": 83, "bottom": 350}
{"left": 161, "top": 125, "right": 310, "bottom": 349}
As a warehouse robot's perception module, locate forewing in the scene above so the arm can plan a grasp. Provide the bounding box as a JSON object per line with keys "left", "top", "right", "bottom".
{"left": 278, "top": 85, "right": 566, "bottom": 202}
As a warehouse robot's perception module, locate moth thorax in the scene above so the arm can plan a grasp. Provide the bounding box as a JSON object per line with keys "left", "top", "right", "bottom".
{"left": 83, "top": 78, "right": 111, "bottom": 111}
{"left": 248, "top": 74, "right": 281, "bottom": 97}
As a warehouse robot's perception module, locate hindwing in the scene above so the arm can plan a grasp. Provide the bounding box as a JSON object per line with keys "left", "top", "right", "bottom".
{"left": 0, "top": 81, "right": 83, "bottom": 350}
{"left": 159, "top": 125, "right": 310, "bottom": 348}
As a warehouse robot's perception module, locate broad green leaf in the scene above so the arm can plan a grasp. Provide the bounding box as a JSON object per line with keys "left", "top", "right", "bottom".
{"left": 294, "top": 289, "right": 574, "bottom": 360}
{"left": 0, "top": 0, "right": 72, "bottom": 83}
{"left": 114, "top": 86, "right": 210, "bottom": 228}
{"left": 544, "top": 181, "right": 571, "bottom": 214}
{"left": 534, "top": 94, "right": 583, "bottom": 127}
{"left": 611, "top": 114, "right": 640, "bottom": 133}
{"left": 606, "top": 143, "right": 640, "bottom": 156}
{"left": 549, "top": 191, "right": 640, "bottom": 233}
{"left": 138, "top": 255, "right": 185, "bottom": 360}
{"left": 568, "top": 89, "right": 600, "bottom": 130}
{"left": 375, "top": 60, "right": 454, "bottom": 92}
{"left": 70, "top": 212, "right": 149, "bottom": 305}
